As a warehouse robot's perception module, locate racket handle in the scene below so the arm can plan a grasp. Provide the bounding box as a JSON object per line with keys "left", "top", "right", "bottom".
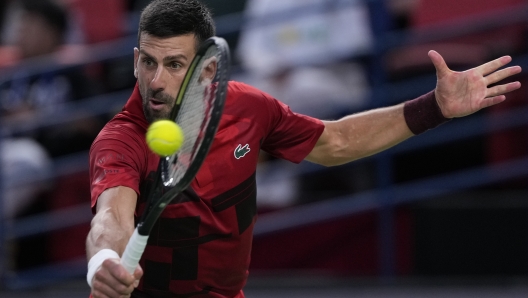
{"left": 121, "top": 229, "right": 149, "bottom": 274}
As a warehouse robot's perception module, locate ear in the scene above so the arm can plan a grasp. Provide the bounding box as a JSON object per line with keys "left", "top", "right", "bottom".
{"left": 200, "top": 56, "right": 217, "bottom": 84}
{"left": 133, "top": 47, "right": 139, "bottom": 78}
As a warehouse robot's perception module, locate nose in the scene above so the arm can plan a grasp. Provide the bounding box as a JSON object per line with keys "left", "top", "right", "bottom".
{"left": 149, "top": 66, "right": 167, "bottom": 92}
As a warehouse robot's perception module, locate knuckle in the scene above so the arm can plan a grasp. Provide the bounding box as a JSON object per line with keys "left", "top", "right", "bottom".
{"left": 91, "top": 289, "right": 102, "bottom": 298}
{"left": 92, "top": 278, "right": 102, "bottom": 288}
{"left": 93, "top": 270, "right": 106, "bottom": 284}
{"left": 115, "top": 284, "right": 128, "bottom": 293}
{"left": 117, "top": 282, "right": 135, "bottom": 295}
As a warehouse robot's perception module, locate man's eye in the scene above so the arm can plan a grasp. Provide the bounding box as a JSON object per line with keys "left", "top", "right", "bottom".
{"left": 143, "top": 59, "right": 154, "bottom": 66}
{"left": 170, "top": 62, "right": 181, "bottom": 69}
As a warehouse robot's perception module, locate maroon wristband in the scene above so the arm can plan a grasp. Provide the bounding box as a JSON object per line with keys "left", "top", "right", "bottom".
{"left": 403, "top": 90, "right": 450, "bottom": 135}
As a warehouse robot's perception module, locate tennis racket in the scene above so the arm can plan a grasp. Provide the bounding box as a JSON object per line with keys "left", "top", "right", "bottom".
{"left": 121, "top": 36, "right": 231, "bottom": 274}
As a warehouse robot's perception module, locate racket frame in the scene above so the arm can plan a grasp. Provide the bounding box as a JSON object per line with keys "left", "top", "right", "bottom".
{"left": 121, "top": 36, "right": 230, "bottom": 273}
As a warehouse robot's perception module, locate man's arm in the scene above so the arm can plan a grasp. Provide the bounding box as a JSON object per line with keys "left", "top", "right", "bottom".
{"left": 86, "top": 186, "right": 142, "bottom": 297}
{"left": 306, "top": 50, "right": 522, "bottom": 166}
{"left": 306, "top": 103, "right": 412, "bottom": 166}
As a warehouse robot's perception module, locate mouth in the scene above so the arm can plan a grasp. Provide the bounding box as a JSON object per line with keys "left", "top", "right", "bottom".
{"left": 149, "top": 98, "right": 167, "bottom": 110}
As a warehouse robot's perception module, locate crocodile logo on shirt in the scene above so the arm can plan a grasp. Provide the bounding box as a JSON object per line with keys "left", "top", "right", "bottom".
{"left": 234, "top": 144, "right": 250, "bottom": 159}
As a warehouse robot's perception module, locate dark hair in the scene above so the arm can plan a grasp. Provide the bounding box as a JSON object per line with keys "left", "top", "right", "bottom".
{"left": 138, "top": 0, "right": 215, "bottom": 48}
{"left": 20, "top": 0, "right": 68, "bottom": 38}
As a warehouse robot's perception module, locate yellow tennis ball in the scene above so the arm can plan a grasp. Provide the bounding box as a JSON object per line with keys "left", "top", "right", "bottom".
{"left": 146, "top": 120, "right": 184, "bottom": 156}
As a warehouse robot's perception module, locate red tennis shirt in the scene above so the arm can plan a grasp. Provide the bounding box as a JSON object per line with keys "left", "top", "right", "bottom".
{"left": 89, "top": 81, "right": 324, "bottom": 297}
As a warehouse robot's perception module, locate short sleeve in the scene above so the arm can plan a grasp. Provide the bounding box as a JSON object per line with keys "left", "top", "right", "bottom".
{"left": 89, "top": 134, "right": 145, "bottom": 212}
{"left": 260, "top": 93, "right": 325, "bottom": 163}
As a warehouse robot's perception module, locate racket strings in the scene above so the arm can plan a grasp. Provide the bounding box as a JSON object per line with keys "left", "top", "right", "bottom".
{"left": 166, "top": 46, "right": 220, "bottom": 186}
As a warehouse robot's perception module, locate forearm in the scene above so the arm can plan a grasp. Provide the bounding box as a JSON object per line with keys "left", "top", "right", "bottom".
{"left": 86, "top": 186, "right": 137, "bottom": 260}
{"left": 335, "top": 103, "right": 412, "bottom": 160}
{"left": 307, "top": 91, "right": 450, "bottom": 166}
{"left": 307, "top": 104, "right": 412, "bottom": 166}
{"left": 86, "top": 208, "right": 134, "bottom": 259}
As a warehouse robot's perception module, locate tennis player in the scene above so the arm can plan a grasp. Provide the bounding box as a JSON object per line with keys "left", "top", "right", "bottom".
{"left": 85, "top": 0, "right": 522, "bottom": 297}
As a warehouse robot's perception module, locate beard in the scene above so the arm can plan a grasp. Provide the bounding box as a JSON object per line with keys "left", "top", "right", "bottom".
{"left": 140, "top": 87, "right": 175, "bottom": 123}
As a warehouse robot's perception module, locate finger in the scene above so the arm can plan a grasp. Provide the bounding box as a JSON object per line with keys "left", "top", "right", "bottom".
{"left": 477, "top": 55, "right": 513, "bottom": 76}
{"left": 94, "top": 268, "right": 135, "bottom": 297}
{"left": 133, "top": 265, "right": 143, "bottom": 288}
{"left": 106, "top": 259, "right": 136, "bottom": 285}
{"left": 479, "top": 95, "right": 506, "bottom": 110}
{"left": 92, "top": 278, "right": 124, "bottom": 298}
{"left": 93, "top": 278, "right": 131, "bottom": 298}
{"left": 486, "top": 81, "right": 522, "bottom": 98}
{"left": 428, "top": 50, "right": 450, "bottom": 78}
{"left": 485, "top": 66, "right": 522, "bottom": 85}
{"left": 97, "top": 259, "right": 136, "bottom": 295}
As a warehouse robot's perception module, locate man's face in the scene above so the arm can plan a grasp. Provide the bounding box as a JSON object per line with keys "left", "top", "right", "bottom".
{"left": 134, "top": 33, "right": 197, "bottom": 123}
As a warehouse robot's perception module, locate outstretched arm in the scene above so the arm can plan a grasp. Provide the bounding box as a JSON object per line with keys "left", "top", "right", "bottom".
{"left": 306, "top": 51, "right": 522, "bottom": 166}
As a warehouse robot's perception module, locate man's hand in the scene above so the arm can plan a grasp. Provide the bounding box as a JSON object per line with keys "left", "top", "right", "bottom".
{"left": 91, "top": 259, "right": 143, "bottom": 298}
{"left": 429, "top": 50, "right": 522, "bottom": 118}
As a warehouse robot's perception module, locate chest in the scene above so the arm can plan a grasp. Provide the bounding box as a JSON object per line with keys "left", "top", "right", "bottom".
{"left": 193, "top": 113, "right": 262, "bottom": 198}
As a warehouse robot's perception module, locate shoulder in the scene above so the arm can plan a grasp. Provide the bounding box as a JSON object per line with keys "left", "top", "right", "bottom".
{"left": 226, "top": 80, "right": 269, "bottom": 103}
{"left": 91, "top": 114, "right": 147, "bottom": 155}
{"left": 225, "top": 80, "right": 285, "bottom": 114}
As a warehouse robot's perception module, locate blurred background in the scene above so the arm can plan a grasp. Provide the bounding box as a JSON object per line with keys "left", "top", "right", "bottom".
{"left": 1, "top": 0, "right": 528, "bottom": 297}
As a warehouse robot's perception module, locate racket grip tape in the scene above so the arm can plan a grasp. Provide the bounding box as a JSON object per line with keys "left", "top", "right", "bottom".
{"left": 121, "top": 229, "right": 149, "bottom": 274}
